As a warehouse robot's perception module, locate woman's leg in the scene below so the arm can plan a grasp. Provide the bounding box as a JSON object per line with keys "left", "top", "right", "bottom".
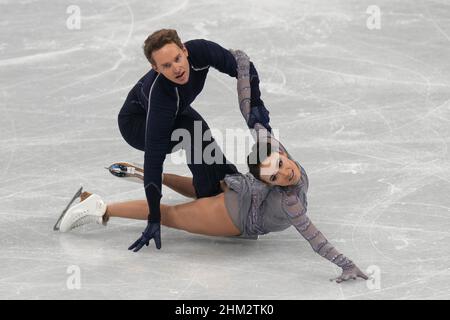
{"left": 162, "top": 173, "right": 196, "bottom": 199}
{"left": 99, "top": 192, "right": 241, "bottom": 237}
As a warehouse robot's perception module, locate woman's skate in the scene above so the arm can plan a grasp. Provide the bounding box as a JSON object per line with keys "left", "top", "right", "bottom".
{"left": 54, "top": 188, "right": 107, "bottom": 232}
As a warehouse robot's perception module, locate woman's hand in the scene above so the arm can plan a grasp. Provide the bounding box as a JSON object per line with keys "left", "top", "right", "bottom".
{"left": 331, "top": 264, "right": 368, "bottom": 283}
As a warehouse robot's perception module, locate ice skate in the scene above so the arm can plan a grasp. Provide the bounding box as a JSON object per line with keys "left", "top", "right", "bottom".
{"left": 58, "top": 191, "right": 107, "bottom": 232}
{"left": 53, "top": 186, "right": 83, "bottom": 231}
{"left": 106, "top": 161, "right": 144, "bottom": 183}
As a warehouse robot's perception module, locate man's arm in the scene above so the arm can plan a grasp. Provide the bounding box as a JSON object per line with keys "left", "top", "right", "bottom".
{"left": 190, "top": 39, "right": 270, "bottom": 130}
{"left": 143, "top": 102, "right": 175, "bottom": 224}
{"left": 128, "top": 81, "right": 178, "bottom": 252}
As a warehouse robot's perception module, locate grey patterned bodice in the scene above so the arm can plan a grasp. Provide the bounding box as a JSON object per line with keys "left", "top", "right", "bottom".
{"left": 224, "top": 161, "right": 308, "bottom": 236}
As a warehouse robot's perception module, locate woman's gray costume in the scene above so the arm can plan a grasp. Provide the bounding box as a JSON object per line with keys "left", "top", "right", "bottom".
{"left": 224, "top": 50, "right": 354, "bottom": 270}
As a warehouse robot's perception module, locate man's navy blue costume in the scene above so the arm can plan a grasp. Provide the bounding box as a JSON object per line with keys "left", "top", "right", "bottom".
{"left": 118, "top": 39, "right": 270, "bottom": 250}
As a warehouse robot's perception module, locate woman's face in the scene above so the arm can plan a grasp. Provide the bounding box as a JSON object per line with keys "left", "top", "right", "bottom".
{"left": 259, "top": 151, "right": 301, "bottom": 187}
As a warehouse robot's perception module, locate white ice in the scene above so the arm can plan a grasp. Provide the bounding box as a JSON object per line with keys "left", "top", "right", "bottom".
{"left": 0, "top": 0, "right": 449, "bottom": 299}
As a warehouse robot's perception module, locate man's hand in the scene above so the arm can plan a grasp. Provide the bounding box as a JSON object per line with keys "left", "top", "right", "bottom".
{"left": 331, "top": 264, "right": 368, "bottom": 283}
{"left": 128, "top": 221, "right": 161, "bottom": 252}
{"left": 248, "top": 105, "right": 272, "bottom": 132}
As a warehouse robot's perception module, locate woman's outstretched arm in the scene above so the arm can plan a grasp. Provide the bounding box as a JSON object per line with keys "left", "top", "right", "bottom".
{"left": 282, "top": 191, "right": 368, "bottom": 283}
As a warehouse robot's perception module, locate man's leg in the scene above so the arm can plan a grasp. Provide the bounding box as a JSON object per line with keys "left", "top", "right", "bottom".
{"left": 117, "top": 87, "right": 146, "bottom": 152}
{"left": 118, "top": 96, "right": 237, "bottom": 199}
{"left": 171, "top": 106, "right": 239, "bottom": 198}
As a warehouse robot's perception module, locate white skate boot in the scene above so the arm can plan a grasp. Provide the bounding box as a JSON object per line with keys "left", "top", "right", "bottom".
{"left": 58, "top": 193, "right": 107, "bottom": 232}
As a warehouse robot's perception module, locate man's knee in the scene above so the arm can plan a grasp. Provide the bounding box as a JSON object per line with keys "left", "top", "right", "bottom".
{"left": 193, "top": 179, "right": 221, "bottom": 199}
{"left": 117, "top": 115, "right": 146, "bottom": 151}
{"left": 192, "top": 163, "right": 238, "bottom": 198}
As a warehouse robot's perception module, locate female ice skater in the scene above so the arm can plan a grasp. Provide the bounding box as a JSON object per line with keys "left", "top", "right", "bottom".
{"left": 57, "top": 50, "right": 368, "bottom": 283}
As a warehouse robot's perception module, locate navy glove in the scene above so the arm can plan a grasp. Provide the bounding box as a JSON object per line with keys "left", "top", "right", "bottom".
{"left": 128, "top": 221, "right": 161, "bottom": 252}
{"left": 248, "top": 105, "right": 272, "bottom": 132}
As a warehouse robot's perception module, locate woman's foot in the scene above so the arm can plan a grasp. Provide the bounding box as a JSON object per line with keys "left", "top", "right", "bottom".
{"left": 81, "top": 192, "right": 110, "bottom": 225}
{"left": 59, "top": 192, "right": 107, "bottom": 232}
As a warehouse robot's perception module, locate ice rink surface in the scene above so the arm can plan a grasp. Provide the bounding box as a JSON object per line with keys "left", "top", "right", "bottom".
{"left": 0, "top": 0, "right": 449, "bottom": 300}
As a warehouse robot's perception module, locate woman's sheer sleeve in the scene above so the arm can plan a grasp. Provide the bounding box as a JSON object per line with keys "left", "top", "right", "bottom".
{"left": 282, "top": 189, "right": 354, "bottom": 269}
{"left": 230, "top": 49, "right": 284, "bottom": 152}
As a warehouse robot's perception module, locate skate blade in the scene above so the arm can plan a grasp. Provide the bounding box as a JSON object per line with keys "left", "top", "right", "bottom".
{"left": 106, "top": 162, "right": 144, "bottom": 183}
{"left": 53, "top": 186, "right": 83, "bottom": 231}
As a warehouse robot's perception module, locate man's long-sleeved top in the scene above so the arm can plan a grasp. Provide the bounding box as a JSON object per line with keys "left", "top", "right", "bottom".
{"left": 120, "top": 39, "right": 265, "bottom": 223}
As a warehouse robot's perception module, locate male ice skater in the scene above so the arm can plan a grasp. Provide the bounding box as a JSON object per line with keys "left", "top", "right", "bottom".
{"left": 119, "top": 29, "right": 271, "bottom": 252}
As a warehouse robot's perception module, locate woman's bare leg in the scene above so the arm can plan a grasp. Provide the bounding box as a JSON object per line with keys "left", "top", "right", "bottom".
{"left": 162, "top": 173, "right": 196, "bottom": 198}
{"left": 81, "top": 192, "right": 150, "bottom": 223}
{"left": 166, "top": 193, "right": 241, "bottom": 236}
{"left": 93, "top": 192, "right": 240, "bottom": 237}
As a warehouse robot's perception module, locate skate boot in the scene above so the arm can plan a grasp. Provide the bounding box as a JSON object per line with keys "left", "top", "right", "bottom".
{"left": 59, "top": 192, "right": 107, "bottom": 232}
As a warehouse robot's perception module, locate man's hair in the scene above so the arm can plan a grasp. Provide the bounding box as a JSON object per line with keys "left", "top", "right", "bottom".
{"left": 247, "top": 141, "right": 273, "bottom": 180}
{"left": 143, "top": 29, "right": 184, "bottom": 65}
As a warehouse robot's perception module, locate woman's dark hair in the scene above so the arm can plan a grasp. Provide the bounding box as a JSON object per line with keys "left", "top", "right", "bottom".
{"left": 247, "top": 141, "right": 273, "bottom": 180}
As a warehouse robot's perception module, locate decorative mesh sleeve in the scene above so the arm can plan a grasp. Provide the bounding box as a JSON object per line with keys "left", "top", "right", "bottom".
{"left": 230, "top": 49, "right": 252, "bottom": 125}
{"left": 282, "top": 189, "right": 354, "bottom": 269}
{"left": 230, "top": 49, "right": 285, "bottom": 153}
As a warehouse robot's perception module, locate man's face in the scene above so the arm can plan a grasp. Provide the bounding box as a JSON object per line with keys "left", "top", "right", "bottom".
{"left": 259, "top": 152, "right": 301, "bottom": 187}
{"left": 151, "top": 43, "right": 190, "bottom": 85}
